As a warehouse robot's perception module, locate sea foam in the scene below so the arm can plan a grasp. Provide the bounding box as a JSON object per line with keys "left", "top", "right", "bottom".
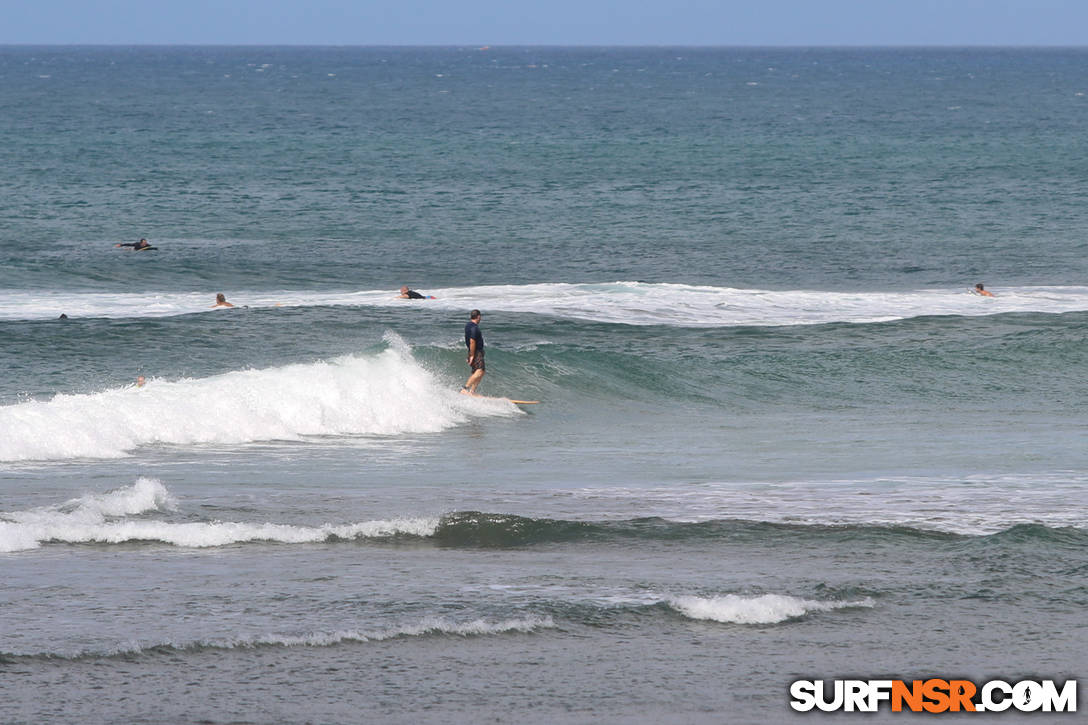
{"left": 668, "top": 593, "right": 873, "bottom": 625}
{"left": 1, "top": 477, "right": 174, "bottom": 552}
{"left": 0, "top": 477, "right": 440, "bottom": 553}
{"left": 0, "top": 333, "right": 518, "bottom": 462}
{"left": 3, "top": 282, "right": 1087, "bottom": 326}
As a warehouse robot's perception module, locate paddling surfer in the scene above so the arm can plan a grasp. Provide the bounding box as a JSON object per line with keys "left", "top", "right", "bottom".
{"left": 462, "top": 309, "right": 485, "bottom": 395}
{"left": 398, "top": 285, "right": 427, "bottom": 299}
{"left": 115, "top": 238, "right": 154, "bottom": 251}
{"left": 973, "top": 283, "right": 995, "bottom": 297}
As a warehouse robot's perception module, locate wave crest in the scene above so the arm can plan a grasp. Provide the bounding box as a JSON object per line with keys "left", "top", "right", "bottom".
{"left": 3, "top": 616, "right": 556, "bottom": 660}
{"left": 0, "top": 333, "right": 518, "bottom": 462}
{"left": 0, "top": 478, "right": 440, "bottom": 553}
{"left": 4, "top": 282, "right": 1086, "bottom": 326}
{"left": 669, "top": 594, "right": 874, "bottom": 624}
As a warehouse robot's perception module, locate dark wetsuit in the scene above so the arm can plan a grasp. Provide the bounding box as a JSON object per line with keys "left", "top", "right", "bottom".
{"left": 465, "top": 320, "right": 484, "bottom": 371}
{"left": 404, "top": 289, "right": 425, "bottom": 299}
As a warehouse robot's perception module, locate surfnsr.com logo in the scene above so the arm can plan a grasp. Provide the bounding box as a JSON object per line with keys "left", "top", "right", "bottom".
{"left": 790, "top": 679, "right": 1077, "bottom": 713}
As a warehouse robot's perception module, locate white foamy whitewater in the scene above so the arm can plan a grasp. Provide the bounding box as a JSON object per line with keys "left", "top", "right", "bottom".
{"left": 0, "top": 333, "right": 519, "bottom": 463}
{"left": 0, "top": 477, "right": 441, "bottom": 553}
{"left": 668, "top": 593, "right": 874, "bottom": 625}
{"left": 4, "top": 283, "right": 1087, "bottom": 326}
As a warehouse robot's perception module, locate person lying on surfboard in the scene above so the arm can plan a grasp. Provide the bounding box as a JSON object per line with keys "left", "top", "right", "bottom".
{"left": 398, "top": 285, "right": 434, "bottom": 299}
{"left": 211, "top": 293, "right": 235, "bottom": 308}
{"left": 972, "top": 283, "right": 995, "bottom": 297}
{"left": 115, "top": 238, "right": 155, "bottom": 251}
{"left": 462, "top": 309, "right": 485, "bottom": 395}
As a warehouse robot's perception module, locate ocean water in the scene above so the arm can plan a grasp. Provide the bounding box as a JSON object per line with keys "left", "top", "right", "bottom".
{"left": 1, "top": 46, "right": 1086, "bottom": 723}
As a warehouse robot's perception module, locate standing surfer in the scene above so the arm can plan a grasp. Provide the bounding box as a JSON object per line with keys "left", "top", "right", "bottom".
{"left": 462, "top": 309, "right": 485, "bottom": 395}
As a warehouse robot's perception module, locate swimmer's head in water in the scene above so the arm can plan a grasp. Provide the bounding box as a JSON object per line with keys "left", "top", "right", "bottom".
{"left": 216, "top": 293, "right": 227, "bottom": 303}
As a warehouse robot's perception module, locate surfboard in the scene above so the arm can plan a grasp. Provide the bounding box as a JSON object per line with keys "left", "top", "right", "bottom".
{"left": 464, "top": 393, "right": 540, "bottom": 405}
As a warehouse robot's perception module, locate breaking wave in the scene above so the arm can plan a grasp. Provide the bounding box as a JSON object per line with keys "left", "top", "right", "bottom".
{"left": 667, "top": 593, "right": 873, "bottom": 625}
{"left": 0, "top": 332, "right": 519, "bottom": 462}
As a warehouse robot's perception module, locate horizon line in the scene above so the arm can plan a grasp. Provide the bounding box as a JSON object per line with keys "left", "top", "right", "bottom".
{"left": 2, "top": 42, "right": 1087, "bottom": 49}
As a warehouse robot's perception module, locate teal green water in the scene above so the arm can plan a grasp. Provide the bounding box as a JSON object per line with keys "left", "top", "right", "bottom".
{"left": 1, "top": 47, "right": 1086, "bottom": 723}
{"left": 3, "top": 47, "right": 1088, "bottom": 291}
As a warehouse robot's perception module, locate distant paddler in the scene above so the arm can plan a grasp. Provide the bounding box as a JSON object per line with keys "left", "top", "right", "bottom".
{"left": 211, "top": 293, "right": 235, "bottom": 308}
{"left": 972, "top": 283, "right": 995, "bottom": 297}
{"left": 115, "top": 238, "right": 156, "bottom": 251}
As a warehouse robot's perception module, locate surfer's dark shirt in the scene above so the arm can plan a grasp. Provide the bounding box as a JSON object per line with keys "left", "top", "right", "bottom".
{"left": 465, "top": 321, "right": 484, "bottom": 353}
